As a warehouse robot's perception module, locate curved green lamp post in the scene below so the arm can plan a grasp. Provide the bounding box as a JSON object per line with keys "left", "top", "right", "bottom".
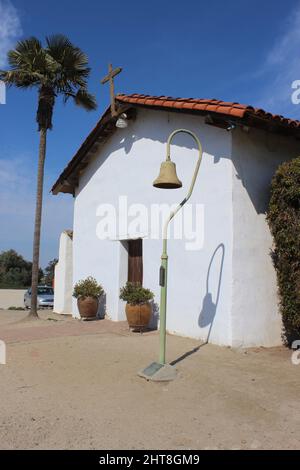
{"left": 139, "top": 129, "right": 203, "bottom": 381}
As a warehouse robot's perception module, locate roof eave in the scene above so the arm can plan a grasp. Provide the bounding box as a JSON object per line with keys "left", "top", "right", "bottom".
{"left": 51, "top": 104, "right": 131, "bottom": 195}
{"left": 51, "top": 94, "right": 300, "bottom": 196}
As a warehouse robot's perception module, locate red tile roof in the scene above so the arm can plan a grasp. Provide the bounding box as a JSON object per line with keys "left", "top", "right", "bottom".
{"left": 52, "top": 93, "right": 300, "bottom": 195}
{"left": 116, "top": 93, "right": 300, "bottom": 129}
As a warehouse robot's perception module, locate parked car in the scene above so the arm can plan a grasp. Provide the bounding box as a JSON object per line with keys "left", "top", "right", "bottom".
{"left": 24, "top": 286, "right": 54, "bottom": 309}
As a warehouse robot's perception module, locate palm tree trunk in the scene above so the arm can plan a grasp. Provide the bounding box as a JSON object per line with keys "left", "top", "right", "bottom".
{"left": 29, "top": 128, "right": 47, "bottom": 318}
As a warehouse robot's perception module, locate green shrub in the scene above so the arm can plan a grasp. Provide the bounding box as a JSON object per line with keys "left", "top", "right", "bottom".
{"left": 73, "top": 277, "right": 104, "bottom": 299}
{"left": 267, "top": 157, "right": 300, "bottom": 345}
{"left": 0, "top": 249, "right": 43, "bottom": 288}
{"left": 119, "top": 282, "right": 154, "bottom": 305}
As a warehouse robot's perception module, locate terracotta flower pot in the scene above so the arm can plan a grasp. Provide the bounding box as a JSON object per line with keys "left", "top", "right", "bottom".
{"left": 77, "top": 296, "right": 98, "bottom": 320}
{"left": 125, "top": 302, "right": 152, "bottom": 330}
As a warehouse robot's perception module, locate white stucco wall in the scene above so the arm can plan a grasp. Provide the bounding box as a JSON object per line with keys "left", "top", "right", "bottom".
{"left": 72, "top": 109, "right": 233, "bottom": 345}
{"left": 70, "top": 108, "right": 300, "bottom": 347}
{"left": 54, "top": 231, "right": 73, "bottom": 315}
{"left": 231, "top": 128, "right": 300, "bottom": 347}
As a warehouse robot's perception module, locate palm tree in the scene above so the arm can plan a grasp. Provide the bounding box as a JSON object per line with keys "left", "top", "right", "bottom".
{"left": 0, "top": 35, "right": 97, "bottom": 318}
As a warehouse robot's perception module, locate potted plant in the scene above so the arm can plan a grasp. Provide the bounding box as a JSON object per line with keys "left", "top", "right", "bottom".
{"left": 73, "top": 276, "right": 104, "bottom": 320}
{"left": 119, "top": 282, "right": 154, "bottom": 331}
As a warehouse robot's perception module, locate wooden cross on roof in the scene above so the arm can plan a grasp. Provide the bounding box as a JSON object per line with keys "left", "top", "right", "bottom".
{"left": 101, "top": 63, "right": 122, "bottom": 117}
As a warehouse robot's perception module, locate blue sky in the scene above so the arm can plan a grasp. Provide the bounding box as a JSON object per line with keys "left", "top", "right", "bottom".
{"left": 1, "top": 0, "right": 300, "bottom": 267}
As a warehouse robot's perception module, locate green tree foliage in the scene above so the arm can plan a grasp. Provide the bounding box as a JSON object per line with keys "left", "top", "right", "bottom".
{"left": 43, "top": 258, "right": 58, "bottom": 286}
{"left": 0, "top": 250, "right": 43, "bottom": 289}
{"left": 267, "top": 157, "right": 300, "bottom": 345}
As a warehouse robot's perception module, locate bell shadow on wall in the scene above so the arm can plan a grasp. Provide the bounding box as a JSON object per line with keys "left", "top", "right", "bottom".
{"left": 170, "top": 243, "right": 225, "bottom": 366}
{"left": 198, "top": 243, "right": 225, "bottom": 343}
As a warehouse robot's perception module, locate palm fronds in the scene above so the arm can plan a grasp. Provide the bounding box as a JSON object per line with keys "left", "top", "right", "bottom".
{"left": 1, "top": 34, "right": 97, "bottom": 128}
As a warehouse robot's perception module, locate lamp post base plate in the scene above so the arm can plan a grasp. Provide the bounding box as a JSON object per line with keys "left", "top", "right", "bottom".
{"left": 138, "top": 362, "right": 177, "bottom": 382}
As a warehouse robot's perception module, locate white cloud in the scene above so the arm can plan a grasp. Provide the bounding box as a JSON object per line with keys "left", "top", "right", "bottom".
{"left": 266, "top": 7, "right": 300, "bottom": 68}
{"left": 255, "top": 2, "right": 300, "bottom": 117}
{"left": 0, "top": 0, "right": 22, "bottom": 67}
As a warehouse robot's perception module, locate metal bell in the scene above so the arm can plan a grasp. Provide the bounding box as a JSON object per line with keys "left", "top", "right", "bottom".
{"left": 153, "top": 161, "right": 182, "bottom": 189}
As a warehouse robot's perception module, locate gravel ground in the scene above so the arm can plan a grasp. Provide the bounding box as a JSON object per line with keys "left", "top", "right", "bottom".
{"left": 0, "top": 309, "right": 299, "bottom": 450}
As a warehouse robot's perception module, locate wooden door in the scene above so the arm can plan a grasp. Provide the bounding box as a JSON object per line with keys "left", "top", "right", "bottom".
{"left": 128, "top": 239, "right": 143, "bottom": 285}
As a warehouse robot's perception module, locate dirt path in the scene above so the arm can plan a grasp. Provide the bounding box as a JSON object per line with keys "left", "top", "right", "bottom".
{"left": 0, "top": 310, "right": 299, "bottom": 449}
